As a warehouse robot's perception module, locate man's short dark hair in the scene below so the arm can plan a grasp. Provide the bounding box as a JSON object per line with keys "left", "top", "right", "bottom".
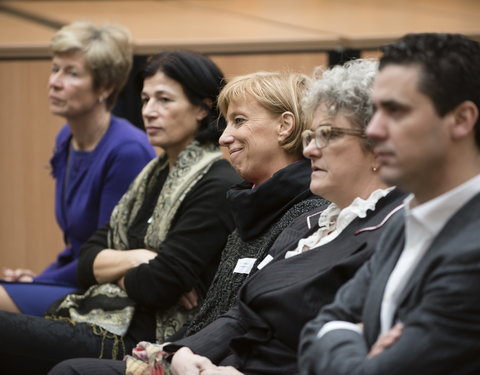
{"left": 379, "top": 33, "right": 480, "bottom": 147}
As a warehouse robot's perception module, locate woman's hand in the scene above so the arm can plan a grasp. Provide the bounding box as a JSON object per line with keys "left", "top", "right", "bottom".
{"left": 127, "top": 249, "right": 158, "bottom": 267}
{"left": 178, "top": 288, "right": 200, "bottom": 310}
{"left": 2, "top": 267, "right": 36, "bottom": 282}
{"left": 93, "top": 248, "right": 157, "bottom": 284}
{"left": 171, "top": 347, "right": 215, "bottom": 375}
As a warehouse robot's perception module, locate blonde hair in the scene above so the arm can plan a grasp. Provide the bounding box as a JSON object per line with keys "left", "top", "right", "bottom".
{"left": 50, "top": 21, "right": 133, "bottom": 110}
{"left": 218, "top": 71, "right": 311, "bottom": 157}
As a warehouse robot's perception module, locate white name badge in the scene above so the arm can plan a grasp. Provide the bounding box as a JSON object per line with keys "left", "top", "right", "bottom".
{"left": 257, "top": 254, "right": 274, "bottom": 270}
{"left": 233, "top": 258, "right": 257, "bottom": 274}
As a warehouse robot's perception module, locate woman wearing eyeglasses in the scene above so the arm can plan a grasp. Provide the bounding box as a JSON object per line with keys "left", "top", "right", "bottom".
{"left": 48, "top": 59, "right": 406, "bottom": 375}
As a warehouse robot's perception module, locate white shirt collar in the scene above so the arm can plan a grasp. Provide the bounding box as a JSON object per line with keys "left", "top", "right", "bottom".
{"left": 380, "top": 173, "right": 480, "bottom": 334}
{"left": 405, "top": 173, "right": 480, "bottom": 236}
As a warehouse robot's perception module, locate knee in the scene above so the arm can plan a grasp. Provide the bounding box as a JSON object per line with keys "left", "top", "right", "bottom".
{"left": 48, "top": 358, "right": 125, "bottom": 375}
{"left": 48, "top": 359, "right": 85, "bottom": 375}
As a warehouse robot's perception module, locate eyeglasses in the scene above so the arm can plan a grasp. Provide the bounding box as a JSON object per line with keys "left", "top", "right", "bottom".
{"left": 302, "top": 125, "right": 366, "bottom": 149}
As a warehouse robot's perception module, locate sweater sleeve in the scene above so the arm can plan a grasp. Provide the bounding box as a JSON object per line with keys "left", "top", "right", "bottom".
{"left": 76, "top": 224, "right": 110, "bottom": 288}
{"left": 167, "top": 304, "right": 246, "bottom": 364}
{"left": 123, "top": 161, "right": 239, "bottom": 309}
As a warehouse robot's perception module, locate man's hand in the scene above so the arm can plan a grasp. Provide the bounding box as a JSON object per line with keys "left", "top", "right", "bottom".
{"left": 368, "top": 323, "right": 404, "bottom": 358}
{"left": 179, "top": 289, "right": 200, "bottom": 310}
{"left": 200, "top": 366, "right": 244, "bottom": 375}
{"left": 171, "top": 347, "right": 215, "bottom": 375}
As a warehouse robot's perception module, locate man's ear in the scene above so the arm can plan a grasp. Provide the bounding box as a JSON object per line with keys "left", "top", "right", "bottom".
{"left": 278, "top": 111, "right": 295, "bottom": 142}
{"left": 450, "top": 100, "right": 479, "bottom": 140}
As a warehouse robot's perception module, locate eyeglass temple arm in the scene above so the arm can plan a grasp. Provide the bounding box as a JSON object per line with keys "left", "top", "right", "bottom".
{"left": 334, "top": 127, "right": 367, "bottom": 137}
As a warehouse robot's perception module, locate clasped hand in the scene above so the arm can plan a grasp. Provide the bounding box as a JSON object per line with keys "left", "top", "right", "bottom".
{"left": 1, "top": 267, "right": 36, "bottom": 282}
{"left": 170, "top": 347, "right": 243, "bottom": 375}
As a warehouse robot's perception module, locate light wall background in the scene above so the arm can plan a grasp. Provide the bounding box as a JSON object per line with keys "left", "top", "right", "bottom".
{"left": 0, "top": 0, "right": 477, "bottom": 272}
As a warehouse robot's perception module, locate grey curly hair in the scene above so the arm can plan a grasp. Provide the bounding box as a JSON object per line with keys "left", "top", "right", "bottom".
{"left": 303, "top": 59, "right": 378, "bottom": 149}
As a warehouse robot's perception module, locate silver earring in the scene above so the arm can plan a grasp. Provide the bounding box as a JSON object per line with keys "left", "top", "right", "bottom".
{"left": 372, "top": 166, "right": 378, "bottom": 172}
{"left": 98, "top": 97, "right": 104, "bottom": 104}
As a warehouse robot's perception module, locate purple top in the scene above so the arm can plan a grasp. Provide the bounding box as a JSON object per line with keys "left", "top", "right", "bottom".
{"left": 36, "top": 115, "right": 156, "bottom": 286}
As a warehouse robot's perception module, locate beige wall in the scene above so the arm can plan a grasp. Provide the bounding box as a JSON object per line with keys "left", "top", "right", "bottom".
{"left": 0, "top": 59, "right": 65, "bottom": 272}
{"left": 211, "top": 52, "right": 328, "bottom": 79}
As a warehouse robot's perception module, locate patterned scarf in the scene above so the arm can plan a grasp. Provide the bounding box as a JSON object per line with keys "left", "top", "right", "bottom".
{"left": 47, "top": 141, "right": 222, "bottom": 345}
{"left": 125, "top": 341, "right": 171, "bottom": 375}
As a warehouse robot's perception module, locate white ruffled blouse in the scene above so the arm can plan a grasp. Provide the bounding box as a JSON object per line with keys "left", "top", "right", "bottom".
{"left": 285, "top": 187, "right": 395, "bottom": 258}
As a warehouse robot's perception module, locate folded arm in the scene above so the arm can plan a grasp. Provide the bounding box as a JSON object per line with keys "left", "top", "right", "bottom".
{"left": 93, "top": 248, "right": 157, "bottom": 285}
{"left": 299, "top": 244, "right": 480, "bottom": 375}
{"left": 78, "top": 165, "right": 236, "bottom": 311}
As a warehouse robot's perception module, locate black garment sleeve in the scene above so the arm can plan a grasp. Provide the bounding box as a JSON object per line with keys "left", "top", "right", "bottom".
{"left": 167, "top": 304, "right": 246, "bottom": 364}
{"left": 298, "top": 257, "right": 374, "bottom": 375}
{"left": 123, "top": 161, "right": 239, "bottom": 309}
{"left": 77, "top": 224, "right": 110, "bottom": 288}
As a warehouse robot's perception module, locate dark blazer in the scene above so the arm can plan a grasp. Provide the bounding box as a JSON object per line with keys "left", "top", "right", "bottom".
{"left": 171, "top": 189, "right": 406, "bottom": 375}
{"left": 299, "top": 192, "right": 480, "bottom": 375}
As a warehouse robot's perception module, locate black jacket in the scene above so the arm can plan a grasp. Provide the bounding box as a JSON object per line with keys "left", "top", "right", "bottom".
{"left": 171, "top": 188, "right": 407, "bottom": 375}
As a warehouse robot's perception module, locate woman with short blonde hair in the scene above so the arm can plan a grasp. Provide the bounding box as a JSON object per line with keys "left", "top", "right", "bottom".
{"left": 218, "top": 71, "right": 309, "bottom": 156}
{"left": 50, "top": 21, "right": 133, "bottom": 110}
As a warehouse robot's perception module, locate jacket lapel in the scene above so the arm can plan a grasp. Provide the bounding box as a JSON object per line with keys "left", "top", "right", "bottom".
{"left": 242, "top": 189, "right": 406, "bottom": 304}
{"left": 362, "top": 219, "right": 406, "bottom": 345}
{"left": 394, "top": 192, "right": 480, "bottom": 320}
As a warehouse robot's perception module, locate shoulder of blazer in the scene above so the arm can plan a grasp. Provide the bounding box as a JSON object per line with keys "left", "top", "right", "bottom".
{"left": 354, "top": 188, "right": 407, "bottom": 236}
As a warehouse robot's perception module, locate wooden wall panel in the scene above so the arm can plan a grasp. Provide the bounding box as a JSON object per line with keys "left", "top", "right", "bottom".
{"left": 210, "top": 52, "right": 328, "bottom": 80}
{"left": 0, "top": 59, "right": 64, "bottom": 273}
{"left": 361, "top": 49, "right": 382, "bottom": 60}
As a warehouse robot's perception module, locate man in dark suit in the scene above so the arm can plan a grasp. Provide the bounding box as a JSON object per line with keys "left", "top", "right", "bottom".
{"left": 299, "top": 33, "right": 480, "bottom": 375}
